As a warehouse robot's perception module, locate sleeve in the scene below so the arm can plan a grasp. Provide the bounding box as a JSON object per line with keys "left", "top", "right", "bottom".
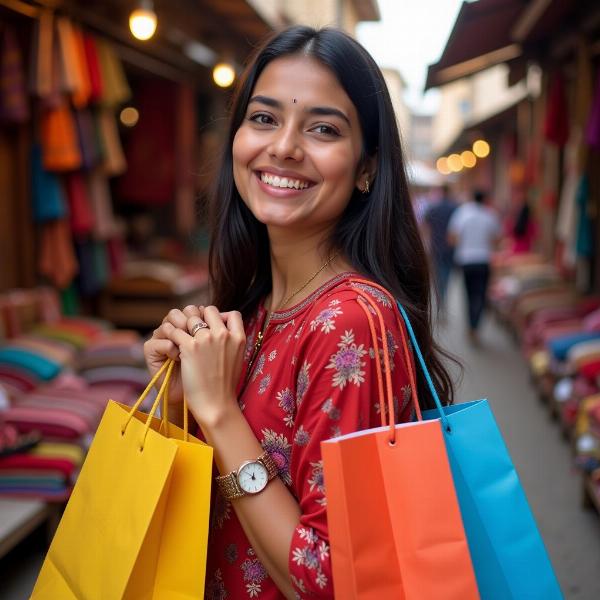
{"left": 286, "top": 293, "right": 412, "bottom": 597}
{"left": 447, "top": 206, "right": 462, "bottom": 236}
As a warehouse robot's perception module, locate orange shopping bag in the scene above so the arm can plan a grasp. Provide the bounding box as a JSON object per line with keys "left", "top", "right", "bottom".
{"left": 321, "top": 287, "right": 479, "bottom": 599}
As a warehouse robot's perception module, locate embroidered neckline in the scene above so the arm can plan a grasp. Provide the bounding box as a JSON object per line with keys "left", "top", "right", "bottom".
{"left": 268, "top": 272, "right": 361, "bottom": 322}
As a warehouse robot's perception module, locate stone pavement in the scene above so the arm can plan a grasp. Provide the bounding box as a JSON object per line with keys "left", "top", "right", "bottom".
{"left": 438, "top": 275, "right": 600, "bottom": 599}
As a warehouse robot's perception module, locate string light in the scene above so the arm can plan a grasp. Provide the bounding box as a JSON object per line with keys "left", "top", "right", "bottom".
{"left": 212, "top": 63, "right": 235, "bottom": 88}
{"left": 129, "top": 1, "right": 157, "bottom": 41}
{"left": 472, "top": 139, "right": 490, "bottom": 158}
{"left": 436, "top": 157, "right": 451, "bottom": 175}
{"left": 460, "top": 150, "right": 477, "bottom": 168}
{"left": 447, "top": 153, "right": 463, "bottom": 172}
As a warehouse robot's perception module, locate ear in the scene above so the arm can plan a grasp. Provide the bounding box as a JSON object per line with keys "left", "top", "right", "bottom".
{"left": 355, "top": 154, "right": 377, "bottom": 194}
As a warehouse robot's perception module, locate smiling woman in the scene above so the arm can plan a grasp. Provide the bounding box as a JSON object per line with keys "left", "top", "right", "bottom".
{"left": 143, "top": 25, "right": 455, "bottom": 599}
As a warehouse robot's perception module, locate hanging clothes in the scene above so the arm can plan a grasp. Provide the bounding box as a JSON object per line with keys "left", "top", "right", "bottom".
{"left": 544, "top": 71, "right": 569, "bottom": 147}
{"left": 82, "top": 34, "right": 103, "bottom": 103}
{"left": 31, "top": 145, "right": 67, "bottom": 222}
{"left": 575, "top": 175, "right": 593, "bottom": 259}
{"left": 70, "top": 23, "right": 91, "bottom": 109}
{"left": 0, "top": 27, "right": 29, "bottom": 124}
{"left": 41, "top": 99, "right": 82, "bottom": 171}
{"left": 95, "top": 39, "right": 130, "bottom": 108}
{"left": 86, "top": 168, "right": 117, "bottom": 239}
{"left": 38, "top": 220, "right": 78, "bottom": 289}
{"left": 74, "top": 108, "right": 101, "bottom": 171}
{"left": 96, "top": 109, "right": 126, "bottom": 177}
{"left": 56, "top": 17, "right": 82, "bottom": 97}
{"left": 65, "top": 173, "right": 95, "bottom": 237}
{"left": 29, "top": 9, "right": 54, "bottom": 99}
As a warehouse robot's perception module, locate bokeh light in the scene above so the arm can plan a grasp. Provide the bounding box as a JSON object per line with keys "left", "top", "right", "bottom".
{"left": 472, "top": 139, "right": 490, "bottom": 158}
{"left": 212, "top": 63, "right": 236, "bottom": 88}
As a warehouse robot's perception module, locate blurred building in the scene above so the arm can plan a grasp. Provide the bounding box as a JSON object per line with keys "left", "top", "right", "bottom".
{"left": 425, "top": 0, "right": 600, "bottom": 291}
{"left": 381, "top": 67, "right": 411, "bottom": 148}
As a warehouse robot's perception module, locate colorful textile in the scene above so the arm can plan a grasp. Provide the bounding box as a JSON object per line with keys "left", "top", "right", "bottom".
{"left": 31, "top": 144, "right": 67, "bottom": 222}
{"left": 205, "top": 274, "right": 413, "bottom": 598}
{"left": 40, "top": 100, "right": 82, "bottom": 171}
{"left": 38, "top": 220, "right": 78, "bottom": 289}
{"left": 0, "top": 347, "right": 61, "bottom": 381}
{"left": 586, "top": 69, "right": 600, "bottom": 149}
{"left": 544, "top": 72, "right": 569, "bottom": 147}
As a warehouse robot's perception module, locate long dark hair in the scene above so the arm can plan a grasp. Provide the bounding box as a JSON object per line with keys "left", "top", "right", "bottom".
{"left": 208, "top": 26, "right": 455, "bottom": 407}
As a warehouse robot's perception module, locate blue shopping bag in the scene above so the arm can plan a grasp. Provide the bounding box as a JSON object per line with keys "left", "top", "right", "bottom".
{"left": 397, "top": 302, "right": 563, "bottom": 600}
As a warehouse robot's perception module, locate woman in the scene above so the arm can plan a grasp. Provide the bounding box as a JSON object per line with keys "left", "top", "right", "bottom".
{"left": 143, "top": 26, "right": 453, "bottom": 599}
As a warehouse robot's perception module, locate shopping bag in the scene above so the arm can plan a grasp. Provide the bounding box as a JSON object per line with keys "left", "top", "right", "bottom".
{"left": 321, "top": 287, "right": 480, "bottom": 599}
{"left": 31, "top": 359, "right": 213, "bottom": 599}
{"left": 394, "top": 301, "right": 563, "bottom": 600}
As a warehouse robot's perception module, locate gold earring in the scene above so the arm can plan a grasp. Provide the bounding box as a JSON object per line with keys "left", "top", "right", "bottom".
{"left": 362, "top": 178, "right": 370, "bottom": 194}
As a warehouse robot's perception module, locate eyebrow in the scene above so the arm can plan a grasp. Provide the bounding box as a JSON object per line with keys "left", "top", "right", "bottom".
{"left": 248, "top": 95, "right": 351, "bottom": 126}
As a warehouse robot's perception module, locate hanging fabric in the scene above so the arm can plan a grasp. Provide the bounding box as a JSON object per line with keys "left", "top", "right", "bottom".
{"left": 96, "top": 39, "right": 131, "bottom": 108}
{"left": 87, "top": 168, "right": 117, "bottom": 239}
{"left": 29, "top": 9, "right": 54, "bottom": 99}
{"left": 38, "top": 220, "right": 78, "bottom": 289}
{"left": 31, "top": 144, "right": 67, "bottom": 222}
{"left": 74, "top": 108, "right": 101, "bottom": 170}
{"left": 575, "top": 175, "right": 593, "bottom": 259}
{"left": 41, "top": 99, "right": 82, "bottom": 171}
{"left": 82, "top": 33, "right": 103, "bottom": 103}
{"left": 0, "top": 27, "right": 30, "bottom": 124}
{"left": 65, "top": 172, "right": 94, "bottom": 236}
{"left": 56, "top": 17, "right": 82, "bottom": 97}
{"left": 70, "top": 23, "right": 92, "bottom": 109}
{"left": 96, "top": 109, "right": 127, "bottom": 176}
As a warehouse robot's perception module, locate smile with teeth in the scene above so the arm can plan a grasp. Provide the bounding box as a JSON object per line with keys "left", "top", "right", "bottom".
{"left": 260, "top": 172, "right": 311, "bottom": 190}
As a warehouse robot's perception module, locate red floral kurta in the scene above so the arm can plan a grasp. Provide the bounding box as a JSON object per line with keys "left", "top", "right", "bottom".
{"left": 204, "top": 273, "right": 413, "bottom": 599}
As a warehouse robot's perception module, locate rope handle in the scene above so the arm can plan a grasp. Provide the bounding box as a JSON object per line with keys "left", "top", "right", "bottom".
{"left": 349, "top": 279, "right": 450, "bottom": 432}
{"left": 352, "top": 286, "right": 420, "bottom": 444}
{"left": 121, "top": 359, "right": 189, "bottom": 450}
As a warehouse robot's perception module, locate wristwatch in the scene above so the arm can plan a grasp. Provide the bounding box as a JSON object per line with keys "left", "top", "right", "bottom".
{"left": 215, "top": 451, "right": 279, "bottom": 500}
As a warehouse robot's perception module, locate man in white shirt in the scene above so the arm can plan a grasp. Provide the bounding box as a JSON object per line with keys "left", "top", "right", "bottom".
{"left": 448, "top": 189, "right": 501, "bottom": 342}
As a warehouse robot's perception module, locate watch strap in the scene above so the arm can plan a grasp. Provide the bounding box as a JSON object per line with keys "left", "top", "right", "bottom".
{"left": 215, "top": 451, "right": 278, "bottom": 500}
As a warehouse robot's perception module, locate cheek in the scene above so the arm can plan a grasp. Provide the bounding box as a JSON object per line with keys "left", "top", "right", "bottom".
{"left": 232, "top": 129, "right": 254, "bottom": 198}
{"left": 317, "top": 145, "right": 359, "bottom": 192}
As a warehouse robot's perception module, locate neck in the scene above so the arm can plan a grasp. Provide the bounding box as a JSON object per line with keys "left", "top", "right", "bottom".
{"left": 267, "top": 228, "right": 352, "bottom": 312}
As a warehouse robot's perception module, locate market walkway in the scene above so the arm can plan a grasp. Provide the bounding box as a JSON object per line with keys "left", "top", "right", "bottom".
{"left": 438, "top": 275, "right": 600, "bottom": 599}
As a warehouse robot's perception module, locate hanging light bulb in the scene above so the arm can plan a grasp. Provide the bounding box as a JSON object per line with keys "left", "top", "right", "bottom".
{"left": 213, "top": 63, "right": 236, "bottom": 88}
{"left": 129, "top": 0, "right": 157, "bottom": 41}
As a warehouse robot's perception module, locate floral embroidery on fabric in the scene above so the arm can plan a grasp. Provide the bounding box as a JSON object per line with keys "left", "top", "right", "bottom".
{"left": 309, "top": 303, "right": 343, "bottom": 333}
{"left": 292, "top": 527, "right": 330, "bottom": 589}
{"left": 268, "top": 350, "right": 277, "bottom": 362}
{"left": 212, "top": 490, "right": 232, "bottom": 530}
{"left": 294, "top": 425, "right": 310, "bottom": 446}
{"left": 402, "top": 384, "right": 412, "bottom": 410}
{"left": 251, "top": 354, "right": 266, "bottom": 382}
{"left": 206, "top": 568, "right": 228, "bottom": 600}
{"left": 225, "top": 543, "right": 238, "bottom": 564}
{"left": 326, "top": 329, "right": 366, "bottom": 389}
{"left": 330, "top": 424, "right": 342, "bottom": 439}
{"left": 241, "top": 557, "right": 268, "bottom": 598}
{"left": 321, "top": 398, "right": 341, "bottom": 420}
{"left": 261, "top": 429, "right": 292, "bottom": 485}
{"left": 308, "top": 460, "right": 325, "bottom": 496}
{"left": 350, "top": 282, "right": 392, "bottom": 307}
{"left": 274, "top": 319, "right": 294, "bottom": 333}
{"left": 244, "top": 329, "right": 257, "bottom": 362}
{"left": 277, "top": 387, "right": 295, "bottom": 428}
{"left": 296, "top": 360, "right": 310, "bottom": 407}
{"left": 291, "top": 574, "right": 308, "bottom": 594}
{"left": 258, "top": 374, "right": 271, "bottom": 395}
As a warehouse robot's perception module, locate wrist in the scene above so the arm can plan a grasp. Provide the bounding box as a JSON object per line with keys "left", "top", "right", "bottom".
{"left": 191, "top": 396, "right": 241, "bottom": 431}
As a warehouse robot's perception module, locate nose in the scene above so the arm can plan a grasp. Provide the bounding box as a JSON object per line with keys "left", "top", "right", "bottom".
{"left": 267, "top": 122, "right": 303, "bottom": 162}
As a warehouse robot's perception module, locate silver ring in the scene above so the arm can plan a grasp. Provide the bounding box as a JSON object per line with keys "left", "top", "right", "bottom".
{"left": 190, "top": 320, "right": 209, "bottom": 336}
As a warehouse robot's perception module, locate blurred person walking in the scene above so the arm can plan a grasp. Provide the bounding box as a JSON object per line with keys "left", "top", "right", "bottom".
{"left": 423, "top": 183, "right": 458, "bottom": 312}
{"left": 448, "top": 189, "right": 501, "bottom": 343}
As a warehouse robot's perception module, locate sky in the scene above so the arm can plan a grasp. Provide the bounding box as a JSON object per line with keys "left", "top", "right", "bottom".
{"left": 357, "top": 0, "right": 464, "bottom": 115}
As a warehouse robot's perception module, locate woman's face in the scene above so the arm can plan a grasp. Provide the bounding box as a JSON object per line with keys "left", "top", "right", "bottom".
{"left": 232, "top": 55, "right": 366, "bottom": 235}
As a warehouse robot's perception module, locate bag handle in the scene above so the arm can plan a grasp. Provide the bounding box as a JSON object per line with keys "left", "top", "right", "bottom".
{"left": 349, "top": 278, "right": 450, "bottom": 433}
{"left": 352, "top": 285, "right": 420, "bottom": 445}
{"left": 122, "top": 359, "right": 189, "bottom": 450}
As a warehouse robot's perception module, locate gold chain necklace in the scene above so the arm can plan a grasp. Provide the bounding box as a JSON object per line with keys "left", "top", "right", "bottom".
{"left": 246, "top": 252, "right": 339, "bottom": 372}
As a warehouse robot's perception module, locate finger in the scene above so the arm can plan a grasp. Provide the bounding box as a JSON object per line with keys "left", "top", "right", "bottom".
{"left": 203, "top": 305, "right": 227, "bottom": 332}
{"left": 161, "top": 308, "right": 188, "bottom": 330}
{"left": 145, "top": 338, "right": 180, "bottom": 361}
{"left": 222, "top": 310, "right": 244, "bottom": 336}
{"left": 158, "top": 321, "right": 194, "bottom": 347}
{"left": 187, "top": 315, "right": 209, "bottom": 337}
{"left": 182, "top": 305, "right": 203, "bottom": 319}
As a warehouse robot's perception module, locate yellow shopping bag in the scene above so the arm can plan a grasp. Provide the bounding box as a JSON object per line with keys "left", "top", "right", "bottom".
{"left": 31, "top": 360, "right": 213, "bottom": 599}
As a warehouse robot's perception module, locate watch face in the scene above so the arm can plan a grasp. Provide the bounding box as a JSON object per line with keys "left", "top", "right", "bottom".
{"left": 238, "top": 461, "right": 269, "bottom": 494}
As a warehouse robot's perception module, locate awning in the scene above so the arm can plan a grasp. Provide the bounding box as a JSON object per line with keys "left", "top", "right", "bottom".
{"left": 425, "top": 0, "right": 527, "bottom": 90}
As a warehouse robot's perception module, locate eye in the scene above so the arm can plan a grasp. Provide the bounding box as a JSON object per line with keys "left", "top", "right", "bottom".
{"left": 249, "top": 112, "right": 276, "bottom": 126}
{"left": 310, "top": 124, "right": 340, "bottom": 137}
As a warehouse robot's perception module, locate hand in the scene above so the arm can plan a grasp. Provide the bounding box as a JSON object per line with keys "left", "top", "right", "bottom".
{"left": 159, "top": 305, "right": 246, "bottom": 428}
{"left": 143, "top": 304, "right": 204, "bottom": 405}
